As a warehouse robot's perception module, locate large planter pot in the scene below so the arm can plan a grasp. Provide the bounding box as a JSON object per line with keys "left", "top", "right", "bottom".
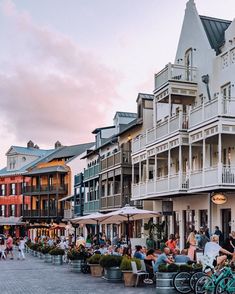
{"left": 53, "top": 255, "right": 63, "bottom": 265}
{"left": 104, "top": 267, "right": 122, "bottom": 283}
{"left": 44, "top": 253, "right": 53, "bottom": 263}
{"left": 70, "top": 260, "right": 82, "bottom": 273}
{"left": 156, "top": 272, "right": 177, "bottom": 294}
{"left": 122, "top": 271, "right": 136, "bottom": 287}
{"left": 89, "top": 264, "right": 103, "bottom": 277}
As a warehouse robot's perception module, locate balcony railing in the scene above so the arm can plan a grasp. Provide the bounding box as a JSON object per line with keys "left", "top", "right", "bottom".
{"left": 83, "top": 164, "right": 100, "bottom": 181}
{"left": 100, "top": 151, "right": 131, "bottom": 171}
{"left": 155, "top": 63, "right": 197, "bottom": 91}
{"left": 74, "top": 174, "right": 83, "bottom": 186}
{"left": 64, "top": 208, "right": 74, "bottom": 219}
{"left": 23, "top": 184, "right": 68, "bottom": 194}
{"left": 132, "top": 165, "right": 235, "bottom": 199}
{"left": 100, "top": 194, "right": 123, "bottom": 210}
{"left": 189, "top": 97, "right": 235, "bottom": 129}
{"left": 23, "top": 209, "right": 61, "bottom": 218}
{"left": 132, "top": 112, "right": 188, "bottom": 153}
{"left": 84, "top": 200, "right": 100, "bottom": 214}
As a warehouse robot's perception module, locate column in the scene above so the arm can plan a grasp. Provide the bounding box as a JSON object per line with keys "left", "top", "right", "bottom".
{"left": 179, "top": 210, "right": 184, "bottom": 250}
{"left": 203, "top": 138, "right": 206, "bottom": 187}
{"left": 168, "top": 94, "right": 171, "bottom": 134}
{"left": 189, "top": 143, "right": 192, "bottom": 184}
{"left": 179, "top": 145, "right": 182, "bottom": 189}
{"left": 168, "top": 147, "right": 171, "bottom": 190}
{"left": 218, "top": 133, "right": 222, "bottom": 185}
{"left": 154, "top": 154, "right": 158, "bottom": 192}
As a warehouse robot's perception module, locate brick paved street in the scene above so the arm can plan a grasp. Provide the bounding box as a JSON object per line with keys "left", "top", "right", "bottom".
{"left": 0, "top": 250, "right": 155, "bottom": 294}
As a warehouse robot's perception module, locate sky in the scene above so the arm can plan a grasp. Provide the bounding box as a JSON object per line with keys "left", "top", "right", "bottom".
{"left": 0, "top": 0, "right": 234, "bottom": 167}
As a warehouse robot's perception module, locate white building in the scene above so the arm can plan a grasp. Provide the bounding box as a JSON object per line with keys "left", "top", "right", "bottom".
{"left": 131, "top": 0, "right": 235, "bottom": 248}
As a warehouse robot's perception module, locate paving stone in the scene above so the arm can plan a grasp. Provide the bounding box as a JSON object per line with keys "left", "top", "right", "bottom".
{"left": 0, "top": 250, "right": 155, "bottom": 294}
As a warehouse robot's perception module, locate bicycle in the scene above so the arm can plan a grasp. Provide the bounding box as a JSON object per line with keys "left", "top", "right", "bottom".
{"left": 195, "top": 266, "right": 234, "bottom": 294}
{"left": 173, "top": 266, "right": 205, "bottom": 293}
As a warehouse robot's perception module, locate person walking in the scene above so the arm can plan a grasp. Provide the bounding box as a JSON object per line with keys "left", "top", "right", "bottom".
{"left": 0, "top": 238, "right": 6, "bottom": 260}
{"left": 6, "top": 235, "right": 14, "bottom": 260}
{"left": 17, "top": 237, "right": 26, "bottom": 260}
{"left": 165, "top": 234, "right": 177, "bottom": 253}
{"left": 187, "top": 231, "right": 196, "bottom": 261}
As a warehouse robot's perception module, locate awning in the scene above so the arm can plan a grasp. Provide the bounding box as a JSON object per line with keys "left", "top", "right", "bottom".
{"left": 0, "top": 217, "right": 24, "bottom": 226}
{"left": 59, "top": 195, "right": 75, "bottom": 202}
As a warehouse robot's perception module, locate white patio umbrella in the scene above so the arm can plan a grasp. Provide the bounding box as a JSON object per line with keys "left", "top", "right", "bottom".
{"left": 71, "top": 212, "right": 107, "bottom": 244}
{"left": 71, "top": 212, "right": 105, "bottom": 225}
{"left": 100, "top": 205, "right": 161, "bottom": 244}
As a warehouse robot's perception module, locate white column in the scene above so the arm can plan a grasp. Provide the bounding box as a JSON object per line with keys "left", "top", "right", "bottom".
{"left": 179, "top": 210, "right": 184, "bottom": 250}
{"left": 168, "top": 94, "right": 171, "bottom": 134}
{"left": 146, "top": 157, "right": 149, "bottom": 181}
{"left": 179, "top": 145, "right": 182, "bottom": 189}
{"left": 154, "top": 154, "right": 157, "bottom": 193}
{"left": 218, "top": 133, "right": 222, "bottom": 185}
{"left": 203, "top": 138, "right": 206, "bottom": 187}
{"left": 168, "top": 148, "right": 171, "bottom": 191}
{"left": 189, "top": 143, "right": 192, "bottom": 180}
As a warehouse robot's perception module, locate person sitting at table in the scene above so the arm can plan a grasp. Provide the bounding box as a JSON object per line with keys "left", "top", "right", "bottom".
{"left": 133, "top": 245, "right": 145, "bottom": 260}
{"left": 153, "top": 247, "right": 173, "bottom": 272}
{"left": 174, "top": 248, "right": 191, "bottom": 263}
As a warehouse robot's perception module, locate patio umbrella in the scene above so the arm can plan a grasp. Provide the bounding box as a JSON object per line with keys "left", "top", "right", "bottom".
{"left": 71, "top": 212, "right": 106, "bottom": 244}
{"left": 100, "top": 205, "right": 161, "bottom": 245}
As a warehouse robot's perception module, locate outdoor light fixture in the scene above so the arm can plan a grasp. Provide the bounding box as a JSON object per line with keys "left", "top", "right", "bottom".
{"left": 211, "top": 192, "right": 227, "bottom": 205}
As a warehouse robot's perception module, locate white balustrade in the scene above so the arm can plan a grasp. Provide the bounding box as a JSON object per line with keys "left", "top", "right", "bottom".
{"left": 147, "top": 180, "right": 155, "bottom": 194}
{"left": 156, "top": 176, "right": 168, "bottom": 192}
{"left": 222, "top": 166, "right": 235, "bottom": 184}
{"left": 132, "top": 184, "right": 140, "bottom": 199}
{"left": 204, "top": 167, "right": 218, "bottom": 186}
{"left": 140, "top": 182, "right": 146, "bottom": 196}
{"left": 146, "top": 128, "right": 155, "bottom": 144}
{"left": 169, "top": 174, "right": 179, "bottom": 190}
{"left": 190, "top": 170, "right": 203, "bottom": 189}
{"left": 156, "top": 121, "right": 168, "bottom": 138}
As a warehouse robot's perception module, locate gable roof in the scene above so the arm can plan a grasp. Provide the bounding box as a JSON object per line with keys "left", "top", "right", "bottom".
{"left": 136, "top": 93, "right": 154, "bottom": 102}
{"left": 199, "top": 15, "right": 232, "bottom": 55}
{"left": 115, "top": 111, "right": 137, "bottom": 118}
{"left": 6, "top": 146, "right": 53, "bottom": 157}
{"left": 46, "top": 142, "right": 95, "bottom": 162}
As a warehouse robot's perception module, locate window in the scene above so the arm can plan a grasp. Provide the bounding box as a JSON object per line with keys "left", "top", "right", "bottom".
{"left": 10, "top": 205, "right": 15, "bottom": 217}
{"left": 10, "top": 183, "right": 16, "bottom": 195}
{"left": 185, "top": 48, "right": 193, "bottom": 81}
{"left": 0, "top": 184, "right": 5, "bottom": 196}
{"left": 0, "top": 205, "right": 5, "bottom": 217}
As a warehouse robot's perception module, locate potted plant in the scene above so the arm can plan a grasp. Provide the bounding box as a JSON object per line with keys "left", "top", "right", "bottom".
{"left": 156, "top": 263, "right": 179, "bottom": 293}
{"left": 99, "top": 255, "right": 123, "bottom": 282}
{"left": 67, "top": 246, "right": 88, "bottom": 273}
{"left": 49, "top": 247, "right": 65, "bottom": 265}
{"left": 42, "top": 246, "right": 54, "bottom": 263}
{"left": 88, "top": 254, "right": 103, "bottom": 277}
{"left": 120, "top": 256, "right": 141, "bottom": 287}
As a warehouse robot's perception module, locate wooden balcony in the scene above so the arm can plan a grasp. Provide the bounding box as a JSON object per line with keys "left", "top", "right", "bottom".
{"left": 83, "top": 200, "right": 100, "bottom": 214}
{"left": 23, "top": 184, "right": 68, "bottom": 195}
{"left": 100, "top": 151, "right": 131, "bottom": 172}
{"left": 100, "top": 194, "right": 123, "bottom": 211}
{"left": 83, "top": 164, "right": 100, "bottom": 182}
{"left": 23, "top": 209, "right": 63, "bottom": 218}
{"left": 154, "top": 63, "right": 198, "bottom": 104}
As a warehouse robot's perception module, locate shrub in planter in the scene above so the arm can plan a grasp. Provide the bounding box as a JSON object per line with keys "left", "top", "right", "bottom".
{"left": 67, "top": 246, "right": 88, "bottom": 261}
{"left": 179, "top": 264, "right": 192, "bottom": 272}
{"left": 99, "top": 255, "right": 123, "bottom": 282}
{"left": 120, "top": 256, "right": 141, "bottom": 287}
{"left": 99, "top": 255, "right": 122, "bottom": 268}
{"left": 49, "top": 248, "right": 65, "bottom": 256}
{"left": 88, "top": 254, "right": 103, "bottom": 277}
{"left": 41, "top": 246, "right": 54, "bottom": 255}
{"left": 158, "top": 264, "right": 168, "bottom": 272}
{"left": 167, "top": 263, "right": 179, "bottom": 272}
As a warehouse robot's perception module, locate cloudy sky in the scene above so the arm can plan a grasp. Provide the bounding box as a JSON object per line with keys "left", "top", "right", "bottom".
{"left": 0, "top": 0, "right": 234, "bottom": 166}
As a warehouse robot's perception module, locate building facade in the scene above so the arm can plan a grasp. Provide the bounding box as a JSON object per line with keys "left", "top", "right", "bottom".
{"left": 131, "top": 0, "right": 235, "bottom": 248}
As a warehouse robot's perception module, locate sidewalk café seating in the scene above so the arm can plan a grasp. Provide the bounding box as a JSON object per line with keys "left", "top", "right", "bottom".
{"left": 131, "top": 261, "right": 150, "bottom": 287}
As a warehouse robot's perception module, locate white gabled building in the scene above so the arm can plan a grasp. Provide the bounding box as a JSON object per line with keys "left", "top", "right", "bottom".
{"left": 131, "top": 0, "right": 235, "bottom": 248}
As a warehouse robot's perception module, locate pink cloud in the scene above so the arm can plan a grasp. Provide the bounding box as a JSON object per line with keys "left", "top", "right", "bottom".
{"left": 0, "top": 0, "right": 120, "bottom": 145}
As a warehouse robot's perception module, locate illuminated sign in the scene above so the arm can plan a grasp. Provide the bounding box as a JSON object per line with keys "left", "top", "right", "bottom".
{"left": 211, "top": 193, "right": 227, "bottom": 205}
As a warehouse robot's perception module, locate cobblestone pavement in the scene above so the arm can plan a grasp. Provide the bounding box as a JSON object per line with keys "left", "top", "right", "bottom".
{"left": 0, "top": 250, "right": 155, "bottom": 294}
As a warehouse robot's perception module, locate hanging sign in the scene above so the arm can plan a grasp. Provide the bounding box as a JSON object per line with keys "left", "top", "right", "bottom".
{"left": 162, "top": 201, "right": 173, "bottom": 215}
{"left": 211, "top": 193, "right": 227, "bottom": 205}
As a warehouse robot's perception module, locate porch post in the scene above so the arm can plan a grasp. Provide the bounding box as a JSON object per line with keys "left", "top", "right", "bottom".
{"left": 203, "top": 138, "right": 206, "bottom": 187}
{"left": 179, "top": 145, "right": 182, "bottom": 189}
{"left": 218, "top": 133, "right": 222, "bottom": 185}
{"left": 168, "top": 146, "right": 171, "bottom": 191}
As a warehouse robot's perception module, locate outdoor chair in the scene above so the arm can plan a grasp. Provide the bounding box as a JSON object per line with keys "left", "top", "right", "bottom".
{"left": 131, "top": 261, "right": 149, "bottom": 287}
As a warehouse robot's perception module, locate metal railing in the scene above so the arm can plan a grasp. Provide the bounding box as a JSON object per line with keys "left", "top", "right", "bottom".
{"left": 83, "top": 164, "right": 100, "bottom": 181}
{"left": 23, "top": 184, "right": 68, "bottom": 194}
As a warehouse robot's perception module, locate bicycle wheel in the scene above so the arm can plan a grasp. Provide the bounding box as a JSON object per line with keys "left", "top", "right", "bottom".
{"left": 173, "top": 271, "right": 191, "bottom": 294}
{"left": 216, "top": 277, "right": 233, "bottom": 294}
{"left": 190, "top": 271, "right": 206, "bottom": 291}
{"left": 195, "top": 275, "right": 215, "bottom": 294}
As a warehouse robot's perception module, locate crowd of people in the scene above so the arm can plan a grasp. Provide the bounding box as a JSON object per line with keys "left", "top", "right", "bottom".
{"left": 1, "top": 225, "right": 235, "bottom": 279}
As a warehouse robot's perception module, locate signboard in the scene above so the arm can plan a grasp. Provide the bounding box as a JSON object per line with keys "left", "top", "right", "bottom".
{"left": 162, "top": 201, "right": 173, "bottom": 215}
{"left": 211, "top": 193, "right": 227, "bottom": 205}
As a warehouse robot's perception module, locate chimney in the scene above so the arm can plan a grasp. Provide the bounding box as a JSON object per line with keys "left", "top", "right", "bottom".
{"left": 55, "top": 141, "right": 62, "bottom": 149}
{"left": 34, "top": 144, "right": 39, "bottom": 149}
{"left": 27, "top": 140, "right": 34, "bottom": 148}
